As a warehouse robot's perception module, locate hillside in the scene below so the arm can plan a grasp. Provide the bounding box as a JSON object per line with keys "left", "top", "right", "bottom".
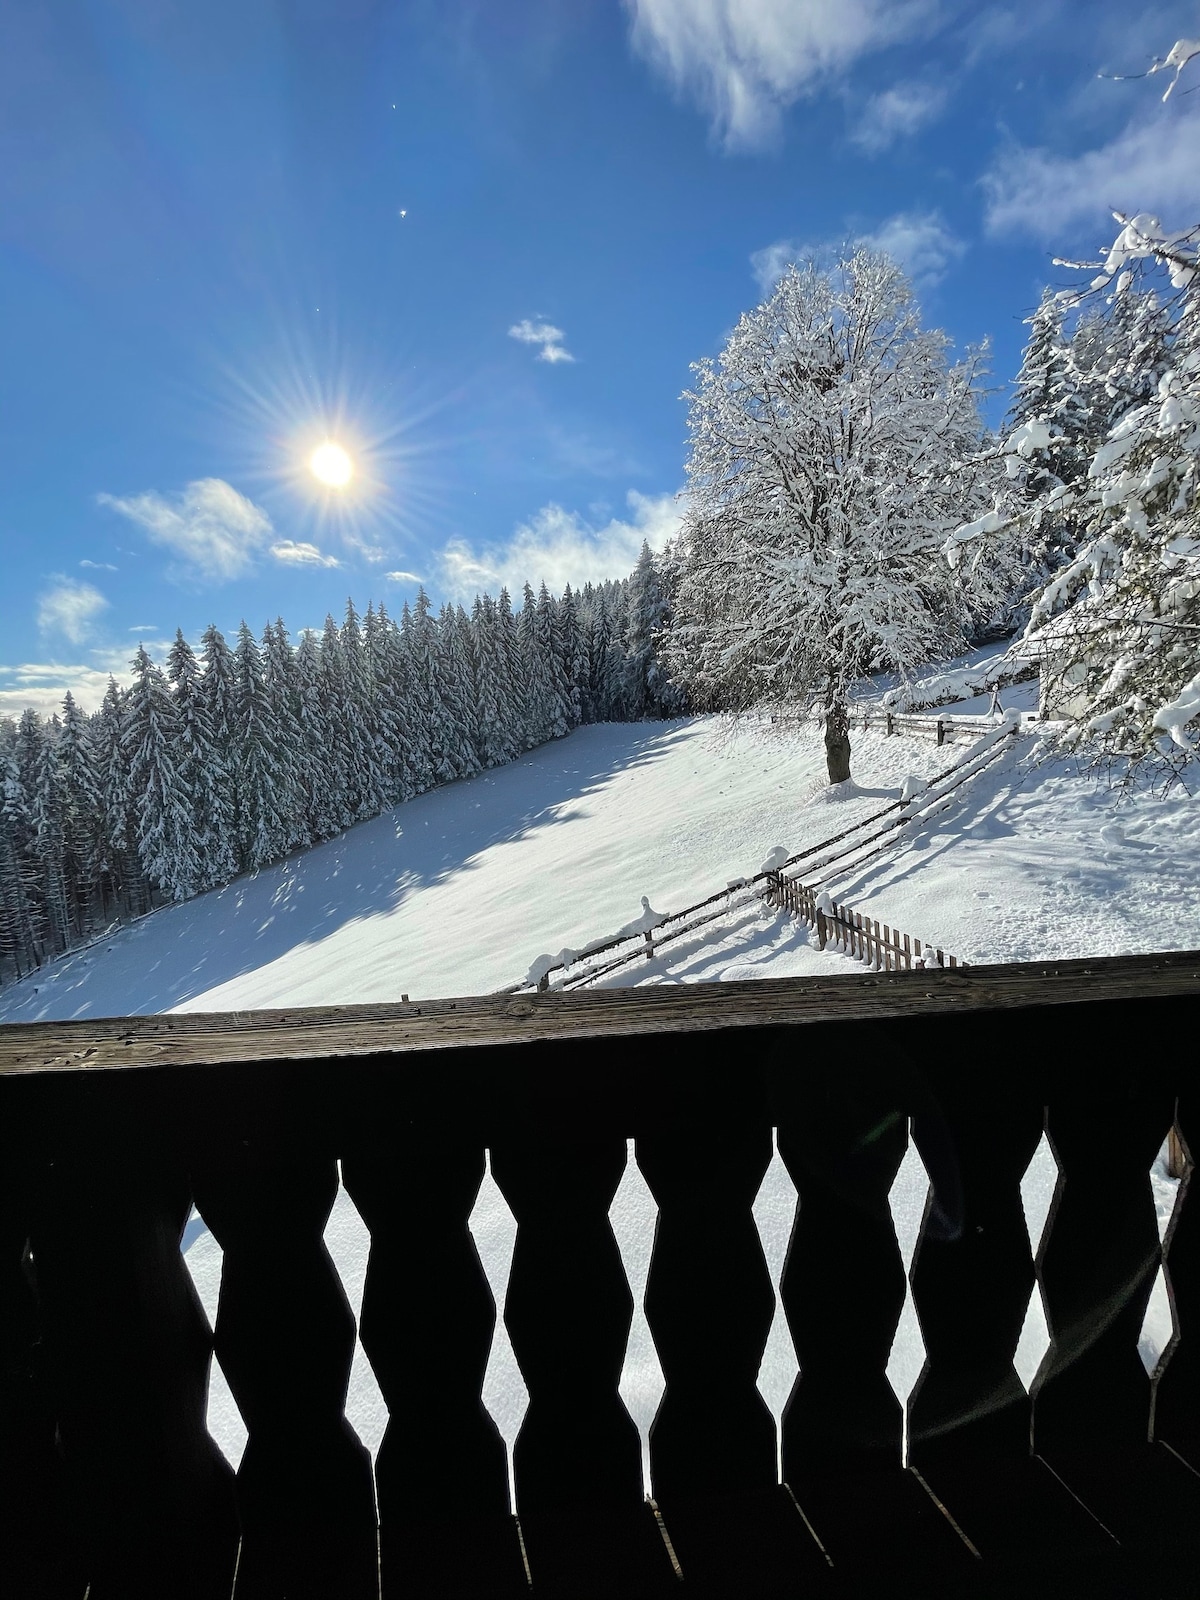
{"left": 2, "top": 685, "right": 1199, "bottom": 1024}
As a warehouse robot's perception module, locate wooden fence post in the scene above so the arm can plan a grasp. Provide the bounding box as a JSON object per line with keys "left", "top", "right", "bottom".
{"left": 644, "top": 930, "right": 655, "bottom": 962}
{"left": 886, "top": 712, "right": 894, "bottom": 736}
{"left": 936, "top": 719, "right": 945, "bottom": 747}
{"left": 815, "top": 908, "right": 827, "bottom": 950}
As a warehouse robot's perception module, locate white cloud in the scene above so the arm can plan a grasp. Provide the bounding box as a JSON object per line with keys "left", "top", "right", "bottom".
{"left": 0, "top": 653, "right": 137, "bottom": 718}
{"left": 752, "top": 209, "right": 964, "bottom": 294}
{"left": 37, "top": 579, "right": 110, "bottom": 646}
{"left": 384, "top": 570, "right": 423, "bottom": 584}
{"left": 851, "top": 80, "right": 948, "bottom": 153}
{"left": 750, "top": 238, "right": 813, "bottom": 293}
{"left": 859, "top": 209, "right": 966, "bottom": 287}
{"left": 624, "top": 0, "right": 941, "bottom": 149}
{"left": 438, "top": 490, "right": 682, "bottom": 603}
{"left": 80, "top": 558, "right": 117, "bottom": 571}
{"left": 984, "top": 101, "right": 1200, "bottom": 240}
{"left": 97, "top": 477, "right": 274, "bottom": 583}
{"left": 508, "top": 319, "right": 575, "bottom": 364}
{"left": 270, "top": 539, "right": 341, "bottom": 569}
{"left": 128, "top": 624, "right": 157, "bottom": 633}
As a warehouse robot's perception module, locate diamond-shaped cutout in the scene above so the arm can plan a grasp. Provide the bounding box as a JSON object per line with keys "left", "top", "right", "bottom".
{"left": 609, "top": 1139, "right": 666, "bottom": 1497}
{"left": 468, "top": 1150, "right": 529, "bottom": 1514}
{"left": 1140, "top": 1127, "right": 1191, "bottom": 1382}
{"left": 1138, "top": 1264, "right": 1176, "bottom": 1378}
{"left": 323, "top": 1167, "right": 389, "bottom": 1464}
{"left": 1012, "top": 1130, "right": 1062, "bottom": 1396}
{"left": 751, "top": 1128, "right": 800, "bottom": 1484}
{"left": 1013, "top": 1282, "right": 1052, "bottom": 1394}
{"left": 181, "top": 1207, "right": 249, "bottom": 1471}
{"left": 1020, "top": 1132, "right": 1060, "bottom": 1262}
{"left": 885, "top": 1129, "right": 931, "bottom": 1466}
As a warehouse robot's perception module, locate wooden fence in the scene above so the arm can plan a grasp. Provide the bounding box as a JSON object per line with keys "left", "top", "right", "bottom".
{"left": 762, "top": 873, "right": 959, "bottom": 970}
{"left": 1, "top": 958, "right": 1199, "bottom": 1598}
{"left": 521, "top": 729, "right": 1016, "bottom": 993}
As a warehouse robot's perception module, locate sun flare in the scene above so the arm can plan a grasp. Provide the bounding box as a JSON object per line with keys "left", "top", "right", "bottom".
{"left": 310, "top": 440, "right": 354, "bottom": 488}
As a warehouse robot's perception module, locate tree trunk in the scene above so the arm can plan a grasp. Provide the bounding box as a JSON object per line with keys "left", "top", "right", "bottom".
{"left": 824, "top": 700, "right": 852, "bottom": 785}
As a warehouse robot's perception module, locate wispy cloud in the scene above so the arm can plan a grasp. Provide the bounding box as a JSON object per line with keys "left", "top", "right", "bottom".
{"left": 270, "top": 539, "right": 341, "bottom": 569}
{"left": 624, "top": 0, "right": 942, "bottom": 149}
{"left": 860, "top": 210, "right": 966, "bottom": 287}
{"left": 983, "top": 99, "right": 1200, "bottom": 240}
{"left": 0, "top": 649, "right": 147, "bottom": 717}
{"left": 384, "top": 569, "right": 423, "bottom": 584}
{"left": 751, "top": 208, "right": 965, "bottom": 294}
{"left": 851, "top": 80, "right": 948, "bottom": 153}
{"left": 128, "top": 624, "right": 157, "bottom": 633}
{"left": 438, "top": 489, "right": 682, "bottom": 602}
{"left": 509, "top": 318, "right": 575, "bottom": 364}
{"left": 37, "top": 579, "right": 110, "bottom": 646}
{"left": 80, "top": 558, "right": 117, "bottom": 571}
{"left": 97, "top": 478, "right": 274, "bottom": 583}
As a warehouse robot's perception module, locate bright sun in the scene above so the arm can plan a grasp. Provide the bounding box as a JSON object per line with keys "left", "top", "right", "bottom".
{"left": 310, "top": 440, "right": 354, "bottom": 488}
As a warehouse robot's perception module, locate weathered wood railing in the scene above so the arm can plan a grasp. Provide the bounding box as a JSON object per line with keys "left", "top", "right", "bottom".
{"left": 2, "top": 953, "right": 1200, "bottom": 1599}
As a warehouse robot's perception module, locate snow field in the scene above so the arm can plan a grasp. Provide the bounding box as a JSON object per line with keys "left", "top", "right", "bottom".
{"left": 4, "top": 697, "right": 1200, "bottom": 1023}
{"left": 0, "top": 717, "right": 854, "bottom": 1022}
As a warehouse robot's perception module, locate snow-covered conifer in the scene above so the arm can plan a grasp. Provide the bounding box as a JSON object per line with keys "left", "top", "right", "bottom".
{"left": 625, "top": 542, "right": 685, "bottom": 718}
{"left": 125, "top": 645, "right": 202, "bottom": 901}
{"left": 32, "top": 725, "right": 72, "bottom": 950}
{"left": 232, "top": 623, "right": 289, "bottom": 871}
{"left": 196, "top": 625, "right": 239, "bottom": 875}
{"left": 401, "top": 592, "right": 438, "bottom": 793}
{"left": 339, "top": 600, "right": 387, "bottom": 819}
{"left": 56, "top": 692, "right": 104, "bottom": 934}
{"left": 262, "top": 619, "right": 311, "bottom": 849}
{"left": 536, "top": 583, "right": 571, "bottom": 739}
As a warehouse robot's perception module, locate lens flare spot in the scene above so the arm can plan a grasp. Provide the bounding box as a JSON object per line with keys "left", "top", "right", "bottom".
{"left": 310, "top": 441, "right": 354, "bottom": 488}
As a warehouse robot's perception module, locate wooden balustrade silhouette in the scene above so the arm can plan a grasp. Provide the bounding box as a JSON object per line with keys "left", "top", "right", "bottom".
{"left": 1, "top": 950, "right": 1199, "bottom": 1599}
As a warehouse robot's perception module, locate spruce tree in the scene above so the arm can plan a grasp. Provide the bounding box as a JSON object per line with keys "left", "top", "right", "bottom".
{"left": 233, "top": 622, "right": 288, "bottom": 871}
{"left": 57, "top": 692, "right": 103, "bottom": 935}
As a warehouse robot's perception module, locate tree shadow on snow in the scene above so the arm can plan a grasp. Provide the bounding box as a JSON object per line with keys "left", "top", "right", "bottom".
{"left": 0, "top": 722, "right": 691, "bottom": 1023}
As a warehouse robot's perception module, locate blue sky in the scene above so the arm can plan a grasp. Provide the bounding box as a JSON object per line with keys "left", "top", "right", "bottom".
{"left": 2, "top": 0, "right": 1198, "bottom": 715}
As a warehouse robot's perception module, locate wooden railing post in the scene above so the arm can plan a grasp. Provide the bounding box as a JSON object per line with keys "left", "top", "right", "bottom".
{"left": 28, "top": 1149, "right": 239, "bottom": 1600}
{"left": 191, "top": 1153, "right": 377, "bottom": 1600}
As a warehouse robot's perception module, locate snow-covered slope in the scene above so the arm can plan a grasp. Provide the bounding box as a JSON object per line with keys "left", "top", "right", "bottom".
{"left": 3, "top": 704, "right": 1199, "bottom": 1024}
{"left": 0, "top": 718, "right": 844, "bottom": 1022}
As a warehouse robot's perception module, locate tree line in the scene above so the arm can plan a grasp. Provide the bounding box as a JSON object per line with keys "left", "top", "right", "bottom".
{"left": 0, "top": 550, "right": 682, "bottom": 980}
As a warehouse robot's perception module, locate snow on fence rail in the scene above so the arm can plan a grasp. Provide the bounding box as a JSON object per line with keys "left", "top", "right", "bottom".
{"left": 509, "top": 726, "right": 1020, "bottom": 993}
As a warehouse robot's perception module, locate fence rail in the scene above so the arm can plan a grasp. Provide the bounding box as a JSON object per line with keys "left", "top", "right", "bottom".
{"left": 519, "top": 727, "right": 1017, "bottom": 992}
{"left": 1, "top": 963, "right": 1199, "bottom": 1598}
{"left": 762, "top": 873, "right": 959, "bottom": 970}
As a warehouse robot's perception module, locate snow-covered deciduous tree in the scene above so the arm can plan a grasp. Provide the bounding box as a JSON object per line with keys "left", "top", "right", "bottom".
{"left": 669, "top": 250, "right": 994, "bottom": 782}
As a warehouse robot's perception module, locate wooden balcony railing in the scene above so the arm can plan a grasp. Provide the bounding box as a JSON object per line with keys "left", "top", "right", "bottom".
{"left": 2, "top": 950, "right": 1199, "bottom": 1599}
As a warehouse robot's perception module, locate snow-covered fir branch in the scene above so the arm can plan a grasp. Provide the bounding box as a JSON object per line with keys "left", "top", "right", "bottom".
{"left": 945, "top": 44, "right": 1200, "bottom": 777}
